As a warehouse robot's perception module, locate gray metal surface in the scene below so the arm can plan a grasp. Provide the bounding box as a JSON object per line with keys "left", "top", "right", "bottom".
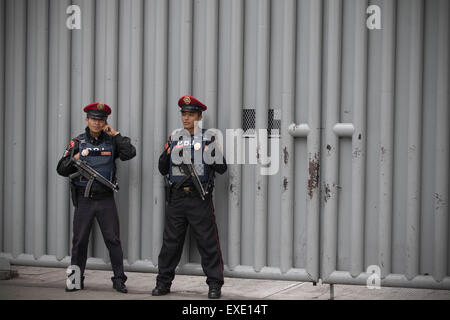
{"left": 0, "top": 0, "right": 449, "bottom": 290}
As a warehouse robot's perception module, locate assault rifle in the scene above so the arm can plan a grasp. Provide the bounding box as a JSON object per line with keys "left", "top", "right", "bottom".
{"left": 180, "top": 162, "right": 207, "bottom": 201}
{"left": 69, "top": 154, "right": 119, "bottom": 198}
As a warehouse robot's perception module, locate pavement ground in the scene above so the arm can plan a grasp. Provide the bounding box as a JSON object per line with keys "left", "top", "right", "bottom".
{"left": 0, "top": 266, "right": 449, "bottom": 300}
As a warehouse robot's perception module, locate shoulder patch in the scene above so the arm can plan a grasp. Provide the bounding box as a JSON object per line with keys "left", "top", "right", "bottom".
{"left": 66, "top": 140, "right": 75, "bottom": 151}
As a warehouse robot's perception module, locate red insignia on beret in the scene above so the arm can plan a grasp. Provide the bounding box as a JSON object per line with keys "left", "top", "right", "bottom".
{"left": 177, "top": 95, "right": 207, "bottom": 111}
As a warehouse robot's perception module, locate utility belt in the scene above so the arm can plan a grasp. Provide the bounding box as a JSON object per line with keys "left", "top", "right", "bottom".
{"left": 165, "top": 167, "right": 215, "bottom": 203}
{"left": 70, "top": 184, "right": 113, "bottom": 206}
{"left": 170, "top": 183, "right": 213, "bottom": 199}
{"left": 164, "top": 180, "right": 213, "bottom": 202}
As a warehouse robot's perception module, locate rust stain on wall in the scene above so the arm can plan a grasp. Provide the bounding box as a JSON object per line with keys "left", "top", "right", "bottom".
{"left": 324, "top": 183, "right": 331, "bottom": 202}
{"left": 308, "top": 153, "right": 320, "bottom": 199}
{"left": 283, "top": 147, "right": 289, "bottom": 165}
{"left": 283, "top": 177, "right": 288, "bottom": 191}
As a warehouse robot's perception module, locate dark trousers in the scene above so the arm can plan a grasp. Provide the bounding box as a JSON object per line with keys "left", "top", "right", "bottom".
{"left": 71, "top": 194, "right": 127, "bottom": 283}
{"left": 156, "top": 191, "right": 224, "bottom": 287}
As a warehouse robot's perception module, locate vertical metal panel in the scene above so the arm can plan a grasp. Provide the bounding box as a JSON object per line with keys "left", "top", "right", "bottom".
{"left": 193, "top": 0, "right": 218, "bottom": 128}
{"left": 140, "top": 0, "right": 155, "bottom": 262}
{"left": 167, "top": 0, "right": 194, "bottom": 266}
{"left": 4, "top": 0, "right": 27, "bottom": 258}
{"left": 267, "top": 0, "right": 281, "bottom": 270}
{"left": 321, "top": 0, "right": 342, "bottom": 279}
{"left": 241, "top": 0, "right": 256, "bottom": 268}
{"left": 293, "top": 0, "right": 309, "bottom": 273}
{"left": 433, "top": 0, "right": 449, "bottom": 282}
{"left": 392, "top": 0, "right": 410, "bottom": 276}
{"left": 71, "top": 0, "right": 95, "bottom": 147}
{"left": 336, "top": 0, "right": 354, "bottom": 271}
{"left": 47, "top": 0, "right": 71, "bottom": 260}
{"left": 94, "top": 0, "right": 119, "bottom": 261}
{"left": 148, "top": 0, "right": 168, "bottom": 264}
{"left": 289, "top": 0, "right": 323, "bottom": 281}
{"left": 190, "top": 0, "right": 220, "bottom": 263}
{"left": 377, "top": 0, "right": 396, "bottom": 279}
{"left": 405, "top": 0, "right": 424, "bottom": 280}
{"left": 117, "top": 0, "right": 144, "bottom": 265}
{"left": 95, "top": 0, "right": 119, "bottom": 125}
{"left": 253, "top": 0, "right": 270, "bottom": 272}
{"left": 25, "top": 0, "right": 49, "bottom": 258}
{"left": 140, "top": 0, "right": 153, "bottom": 262}
{"left": 71, "top": 0, "right": 102, "bottom": 261}
{"left": 305, "top": 0, "right": 322, "bottom": 281}
{"left": 349, "top": 0, "right": 368, "bottom": 277}
{"left": 0, "top": 0, "right": 5, "bottom": 253}
{"left": 221, "top": 0, "right": 244, "bottom": 270}
{"left": 279, "top": 0, "right": 296, "bottom": 273}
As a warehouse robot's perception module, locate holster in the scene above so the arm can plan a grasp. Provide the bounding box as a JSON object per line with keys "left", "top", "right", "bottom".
{"left": 70, "top": 184, "right": 78, "bottom": 207}
{"left": 164, "top": 176, "right": 172, "bottom": 204}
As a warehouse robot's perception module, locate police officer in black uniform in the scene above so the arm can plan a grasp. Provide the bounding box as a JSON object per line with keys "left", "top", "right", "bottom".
{"left": 57, "top": 102, "right": 136, "bottom": 293}
{"left": 152, "top": 95, "right": 227, "bottom": 299}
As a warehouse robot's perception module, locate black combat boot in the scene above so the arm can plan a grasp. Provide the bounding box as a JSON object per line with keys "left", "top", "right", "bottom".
{"left": 152, "top": 283, "right": 171, "bottom": 296}
{"left": 208, "top": 285, "right": 221, "bottom": 299}
{"left": 113, "top": 279, "right": 128, "bottom": 293}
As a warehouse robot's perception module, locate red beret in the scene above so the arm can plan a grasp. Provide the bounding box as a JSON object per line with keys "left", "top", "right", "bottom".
{"left": 83, "top": 102, "right": 111, "bottom": 119}
{"left": 178, "top": 95, "right": 207, "bottom": 112}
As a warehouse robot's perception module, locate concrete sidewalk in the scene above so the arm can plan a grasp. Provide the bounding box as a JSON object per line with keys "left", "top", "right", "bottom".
{"left": 0, "top": 266, "right": 449, "bottom": 300}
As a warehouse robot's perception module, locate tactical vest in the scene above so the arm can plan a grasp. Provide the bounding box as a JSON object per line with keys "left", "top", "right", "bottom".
{"left": 71, "top": 133, "right": 115, "bottom": 188}
{"left": 168, "top": 131, "right": 211, "bottom": 184}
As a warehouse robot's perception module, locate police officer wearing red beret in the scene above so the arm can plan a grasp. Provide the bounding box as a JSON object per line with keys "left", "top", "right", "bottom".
{"left": 152, "top": 95, "right": 227, "bottom": 299}
{"left": 57, "top": 102, "right": 136, "bottom": 293}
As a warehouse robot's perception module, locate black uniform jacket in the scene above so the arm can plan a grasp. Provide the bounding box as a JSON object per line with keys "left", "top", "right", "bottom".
{"left": 56, "top": 127, "right": 136, "bottom": 193}
{"left": 158, "top": 131, "right": 227, "bottom": 187}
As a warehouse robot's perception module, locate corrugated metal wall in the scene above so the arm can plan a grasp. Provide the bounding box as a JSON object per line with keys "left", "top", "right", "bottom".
{"left": 0, "top": 0, "right": 449, "bottom": 289}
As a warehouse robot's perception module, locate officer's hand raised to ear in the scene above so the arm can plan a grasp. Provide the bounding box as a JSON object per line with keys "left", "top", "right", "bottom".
{"left": 103, "top": 122, "right": 119, "bottom": 136}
